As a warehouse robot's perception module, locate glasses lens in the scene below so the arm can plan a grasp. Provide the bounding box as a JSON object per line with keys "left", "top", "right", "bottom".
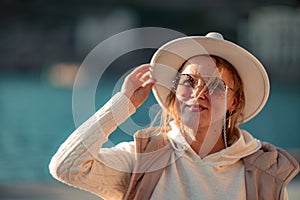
{"left": 205, "top": 77, "right": 226, "bottom": 94}
{"left": 174, "top": 74, "right": 227, "bottom": 99}
{"left": 178, "top": 74, "right": 194, "bottom": 86}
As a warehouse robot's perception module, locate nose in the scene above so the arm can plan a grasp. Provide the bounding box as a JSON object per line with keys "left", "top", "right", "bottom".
{"left": 192, "top": 81, "right": 208, "bottom": 100}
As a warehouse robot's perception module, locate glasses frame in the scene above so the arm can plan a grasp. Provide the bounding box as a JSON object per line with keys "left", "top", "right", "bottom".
{"left": 172, "top": 74, "right": 234, "bottom": 97}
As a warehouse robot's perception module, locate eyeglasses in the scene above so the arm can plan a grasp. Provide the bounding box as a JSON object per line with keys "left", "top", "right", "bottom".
{"left": 173, "top": 74, "right": 233, "bottom": 98}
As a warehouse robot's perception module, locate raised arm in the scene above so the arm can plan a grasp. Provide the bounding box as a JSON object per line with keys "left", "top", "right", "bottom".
{"left": 48, "top": 64, "right": 155, "bottom": 199}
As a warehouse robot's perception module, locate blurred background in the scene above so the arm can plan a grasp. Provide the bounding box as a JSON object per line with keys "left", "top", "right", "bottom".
{"left": 0, "top": 0, "right": 299, "bottom": 199}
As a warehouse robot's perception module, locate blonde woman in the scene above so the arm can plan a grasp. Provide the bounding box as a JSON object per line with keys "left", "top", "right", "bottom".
{"left": 49, "top": 32, "right": 299, "bottom": 200}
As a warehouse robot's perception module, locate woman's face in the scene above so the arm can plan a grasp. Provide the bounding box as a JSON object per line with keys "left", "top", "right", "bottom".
{"left": 174, "top": 56, "right": 236, "bottom": 130}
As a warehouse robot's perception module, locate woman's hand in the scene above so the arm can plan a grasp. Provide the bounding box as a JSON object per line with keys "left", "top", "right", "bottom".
{"left": 121, "top": 64, "right": 156, "bottom": 108}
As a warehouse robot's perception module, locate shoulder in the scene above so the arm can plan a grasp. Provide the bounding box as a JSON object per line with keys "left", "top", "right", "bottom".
{"left": 243, "top": 141, "right": 299, "bottom": 183}
{"left": 134, "top": 127, "right": 171, "bottom": 153}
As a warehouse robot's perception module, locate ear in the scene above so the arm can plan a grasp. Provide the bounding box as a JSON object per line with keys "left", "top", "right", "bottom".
{"left": 227, "top": 95, "right": 238, "bottom": 112}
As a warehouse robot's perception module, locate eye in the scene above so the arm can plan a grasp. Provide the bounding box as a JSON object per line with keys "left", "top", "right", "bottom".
{"left": 206, "top": 77, "right": 226, "bottom": 92}
{"left": 217, "top": 81, "right": 226, "bottom": 90}
{"left": 179, "top": 74, "right": 194, "bottom": 87}
{"left": 182, "top": 79, "right": 192, "bottom": 86}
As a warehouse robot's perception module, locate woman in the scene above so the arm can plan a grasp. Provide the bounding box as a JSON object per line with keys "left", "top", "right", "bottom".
{"left": 49, "top": 32, "right": 299, "bottom": 200}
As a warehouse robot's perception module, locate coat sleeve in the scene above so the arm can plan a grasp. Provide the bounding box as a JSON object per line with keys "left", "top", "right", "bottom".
{"left": 49, "top": 92, "right": 136, "bottom": 200}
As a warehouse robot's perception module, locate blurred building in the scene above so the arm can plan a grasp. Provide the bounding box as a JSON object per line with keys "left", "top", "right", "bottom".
{"left": 238, "top": 6, "right": 300, "bottom": 83}
{"left": 0, "top": 0, "right": 299, "bottom": 80}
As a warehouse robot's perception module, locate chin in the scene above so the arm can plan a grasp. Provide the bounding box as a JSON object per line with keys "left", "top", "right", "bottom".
{"left": 180, "top": 114, "right": 204, "bottom": 130}
{"left": 176, "top": 102, "right": 212, "bottom": 130}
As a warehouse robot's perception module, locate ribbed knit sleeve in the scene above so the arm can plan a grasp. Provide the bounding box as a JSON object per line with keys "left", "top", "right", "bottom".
{"left": 49, "top": 92, "right": 136, "bottom": 200}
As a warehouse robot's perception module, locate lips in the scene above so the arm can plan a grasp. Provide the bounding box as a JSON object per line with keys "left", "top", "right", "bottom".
{"left": 177, "top": 98, "right": 208, "bottom": 112}
{"left": 189, "top": 103, "right": 207, "bottom": 112}
{"left": 182, "top": 100, "right": 207, "bottom": 112}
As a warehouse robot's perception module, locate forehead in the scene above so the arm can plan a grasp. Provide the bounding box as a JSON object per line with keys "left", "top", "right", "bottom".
{"left": 181, "top": 56, "right": 220, "bottom": 76}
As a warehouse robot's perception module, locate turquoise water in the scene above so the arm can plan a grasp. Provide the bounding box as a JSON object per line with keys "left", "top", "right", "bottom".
{"left": 0, "top": 73, "right": 299, "bottom": 182}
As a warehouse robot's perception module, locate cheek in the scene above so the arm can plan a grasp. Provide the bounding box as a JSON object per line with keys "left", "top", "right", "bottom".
{"left": 209, "top": 96, "right": 227, "bottom": 119}
{"left": 174, "top": 99, "right": 190, "bottom": 121}
{"left": 176, "top": 88, "right": 192, "bottom": 102}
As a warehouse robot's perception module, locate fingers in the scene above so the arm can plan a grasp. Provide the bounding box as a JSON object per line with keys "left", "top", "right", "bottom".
{"left": 133, "top": 64, "right": 155, "bottom": 79}
{"left": 123, "top": 63, "right": 156, "bottom": 90}
{"left": 121, "top": 64, "right": 157, "bottom": 108}
{"left": 132, "top": 64, "right": 152, "bottom": 78}
{"left": 137, "top": 71, "right": 149, "bottom": 82}
{"left": 131, "top": 64, "right": 156, "bottom": 87}
{"left": 142, "top": 73, "right": 156, "bottom": 87}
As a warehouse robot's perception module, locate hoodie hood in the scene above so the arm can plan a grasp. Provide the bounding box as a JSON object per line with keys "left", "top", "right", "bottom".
{"left": 167, "top": 122, "right": 261, "bottom": 168}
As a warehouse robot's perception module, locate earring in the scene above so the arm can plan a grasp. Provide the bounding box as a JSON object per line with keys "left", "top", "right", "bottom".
{"left": 228, "top": 115, "right": 232, "bottom": 129}
{"left": 228, "top": 111, "right": 233, "bottom": 129}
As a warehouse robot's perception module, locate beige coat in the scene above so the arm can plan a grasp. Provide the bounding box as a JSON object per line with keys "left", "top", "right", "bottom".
{"left": 124, "top": 129, "right": 299, "bottom": 200}
{"left": 49, "top": 93, "right": 299, "bottom": 200}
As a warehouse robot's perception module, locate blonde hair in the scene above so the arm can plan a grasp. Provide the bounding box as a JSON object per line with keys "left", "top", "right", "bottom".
{"left": 162, "top": 55, "right": 245, "bottom": 142}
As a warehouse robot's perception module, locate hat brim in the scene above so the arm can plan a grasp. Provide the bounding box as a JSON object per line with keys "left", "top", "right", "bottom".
{"left": 150, "top": 36, "right": 270, "bottom": 123}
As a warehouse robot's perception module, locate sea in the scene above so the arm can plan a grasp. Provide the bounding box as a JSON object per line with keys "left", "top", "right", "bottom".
{"left": 0, "top": 72, "right": 299, "bottom": 183}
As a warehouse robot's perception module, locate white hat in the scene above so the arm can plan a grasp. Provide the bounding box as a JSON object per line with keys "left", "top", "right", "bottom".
{"left": 150, "top": 32, "right": 270, "bottom": 123}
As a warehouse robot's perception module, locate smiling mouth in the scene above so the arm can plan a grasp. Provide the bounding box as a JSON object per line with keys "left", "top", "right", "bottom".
{"left": 178, "top": 98, "right": 208, "bottom": 112}
{"left": 188, "top": 104, "right": 207, "bottom": 112}
{"left": 182, "top": 100, "right": 207, "bottom": 112}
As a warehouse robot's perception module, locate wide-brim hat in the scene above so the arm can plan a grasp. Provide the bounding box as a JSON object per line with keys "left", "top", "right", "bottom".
{"left": 150, "top": 32, "right": 270, "bottom": 123}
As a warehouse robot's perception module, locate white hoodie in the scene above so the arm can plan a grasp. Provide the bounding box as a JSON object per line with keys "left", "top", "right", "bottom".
{"left": 151, "top": 122, "right": 261, "bottom": 199}
{"left": 49, "top": 92, "right": 270, "bottom": 200}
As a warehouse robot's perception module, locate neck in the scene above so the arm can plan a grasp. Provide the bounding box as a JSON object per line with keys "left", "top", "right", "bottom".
{"left": 180, "top": 121, "right": 226, "bottom": 157}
